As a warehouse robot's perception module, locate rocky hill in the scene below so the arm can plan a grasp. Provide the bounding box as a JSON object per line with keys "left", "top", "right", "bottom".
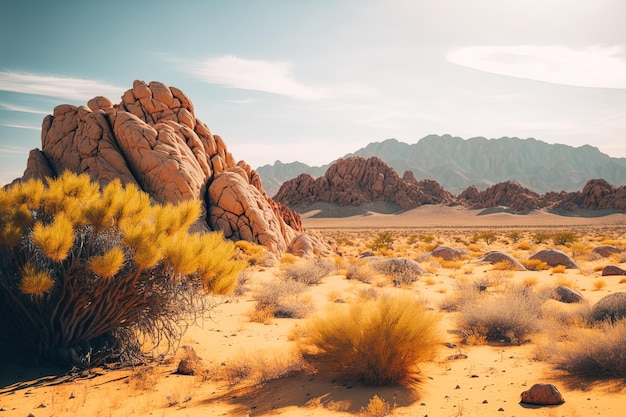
{"left": 260, "top": 135, "right": 626, "bottom": 196}
{"left": 274, "top": 156, "right": 626, "bottom": 213}
{"left": 18, "top": 80, "right": 333, "bottom": 256}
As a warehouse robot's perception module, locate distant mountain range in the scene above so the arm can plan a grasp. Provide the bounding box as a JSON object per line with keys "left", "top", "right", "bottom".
{"left": 257, "top": 135, "right": 626, "bottom": 197}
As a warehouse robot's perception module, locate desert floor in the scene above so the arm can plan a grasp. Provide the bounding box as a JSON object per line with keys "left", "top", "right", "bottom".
{"left": 2, "top": 206, "right": 626, "bottom": 417}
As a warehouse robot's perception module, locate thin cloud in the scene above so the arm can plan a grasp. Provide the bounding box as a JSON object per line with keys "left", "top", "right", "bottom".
{"left": 0, "top": 102, "right": 48, "bottom": 115}
{"left": 0, "top": 71, "right": 124, "bottom": 101}
{"left": 0, "top": 123, "right": 40, "bottom": 131}
{"left": 188, "top": 55, "right": 326, "bottom": 100}
{"left": 447, "top": 45, "right": 626, "bottom": 89}
{"left": 0, "top": 144, "right": 31, "bottom": 154}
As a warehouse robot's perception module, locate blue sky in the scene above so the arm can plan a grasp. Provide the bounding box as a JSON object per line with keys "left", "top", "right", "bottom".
{"left": 1, "top": 0, "right": 625, "bottom": 185}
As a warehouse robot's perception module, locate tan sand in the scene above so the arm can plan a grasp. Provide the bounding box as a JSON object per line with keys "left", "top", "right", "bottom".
{"left": 2, "top": 206, "right": 626, "bottom": 417}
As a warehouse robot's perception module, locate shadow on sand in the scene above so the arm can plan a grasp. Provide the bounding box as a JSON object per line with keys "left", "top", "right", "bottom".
{"left": 202, "top": 372, "right": 422, "bottom": 415}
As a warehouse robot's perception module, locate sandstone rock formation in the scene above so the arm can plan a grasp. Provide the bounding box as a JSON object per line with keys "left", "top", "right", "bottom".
{"left": 458, "top": 181, "right": 540, "bottom": 212}
{"left": 529, "top": 249, "right": 579, "bottom": 269}
{"left": 520, "top": 383, "right": 564, "bottom": 405}
{"left": 20, "top": 80, "right": 328, "bottom": 255}
{"left": 273, "top": 156, "right": 455, "bottom": 210}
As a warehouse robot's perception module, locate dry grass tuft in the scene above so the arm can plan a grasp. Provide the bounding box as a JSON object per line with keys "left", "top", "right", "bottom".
{"left": 223, "top": 348, "right": 307, "bottom": 386}
{"left": 521, "top": 259, "right": 550, "bottom": 271}
{"left": 541, "top": 321, "right": 626, "bottom": 378}
{"left": 251, "top": 279, "right": 314, "bottom": 321}
{"left": 300, "top": 293, "right": 441, "bottom": 385}
{"left": 281, "top": 258, "right": 335, "bottom": 285}
{"left": 593, "top": 279, "right": 607, "bottom": 291}
{"left": 359, "top": 395, "right": 395, "bottom": 417}
{"left": 551, "top": 265, "right": 567, "bottom": 274}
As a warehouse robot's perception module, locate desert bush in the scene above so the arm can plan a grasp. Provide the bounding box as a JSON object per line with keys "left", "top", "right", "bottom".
{"left": 457, "top": 284, "right": 547, "bottom": 344}
{"left": 553, "top": 231, "right": 578, "bottom": 246}
{"left": 344, "top": 258, "right": 377, "bottom": 283}
{"left": 593, "top": 279, "right": 607, "bottom": 291}
{"left": 420, "top": 235, "right": 436, "bottom": 244}
{"left": 368, "top": 257, "right": 426, "bottom": 286}
{"left": 0, "top": 173, "right": 246, "bottom": 365}
{"left": 473, "top": 231, "right": 497, "bottom": 244}
{"left": 551, "top": 265, "right": 567, "bottom": 274}
{"left": 252, "top": 279, "right": 313, "bottom": 320}
{"left": 224, "top": 348, "right": 307, "bottom": 386}
{"left": 521, "top": 259, "right": 550, "bottom": 271}
{"left": 507, "top": 231, "right": 522, "bottom": 243}
{"left": 300, "top": 293, "right": 441, "bottom": 385}
{"left": 359, "top": 395, "right": 395, "bottom": 417}
{"left": 533, "top": 232, "right": 551, "bottom": 244}
{"left": 280, "top": 258, "right": 334, "bottom": 285}
{"left": 544, "top": 321, "right": 626, "bottom": 378}
{"left": 367, "top": 231, "right": 395, "bottom": 251}
{"left": 235, "top": 240, "right": 269, "bottom": 265}
{"left": 516, "top": 241, "right": 532, "bottom": 250}
{"left": 492, "top": 260, "right": 516, "bottom": 271}
{"left": 440, "top": 260, "right": 464, "bottom": 269}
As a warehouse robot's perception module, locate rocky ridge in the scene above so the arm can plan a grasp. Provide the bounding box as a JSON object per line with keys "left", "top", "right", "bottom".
{"left": 274, "top": 156, "right": 626, "bottom": 213}
{"left": 20, "top": 80, "right": 331, "bottom": 256}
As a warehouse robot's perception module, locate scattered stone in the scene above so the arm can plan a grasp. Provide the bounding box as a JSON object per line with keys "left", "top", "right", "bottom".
{"left": 177, "top": 358, "right": 196, "bottom": 375}
{"left": 591, "top": 292, "right": 626, "bottom": 323}
{"left": 498, "top": 407, "right": 504, "bottom": 411}
{"left": 431, "top": 245, "right": 468, "bottom": 261}
{"left": 448, "top": 353, "right": 468, "bottom": 360}
{"left": 477, "top": 251, "right": 526, "bottom": 270}
{"left": 529, "top": 249, "right": 579, "bottom": 269}
{"left": 520, "top": 383, "right": 564, "bottom": 405}
{"left": 455, "top": 385, "right": 461, "bottom": 389}
{"left": 68, "top": 392, "right": 75, "bottom": 399}
{"left": 593, "top": 245, "right": 622, "bottom": 258}
{"left": 601, "top": 265, "right": 626, "bottom": 276}
{"left": 482, "top": 400, "right": 488, "bottom": 404}
{"left": 553, "top": 285, "right": 584, "bottom": 303}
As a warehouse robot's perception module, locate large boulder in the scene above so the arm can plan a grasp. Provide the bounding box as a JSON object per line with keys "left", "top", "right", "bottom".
{"left": 431, "top": 245, "right": 469, "bottom": 261}
{"left": 601, "top": 265, "right": 626, "bottom": 276}
{"left": 19, "top": 80, "right": 328, "bottom": 255}
{"left": 591, "top": 292, "right": 626, "bottom": 323}
{"left": 553, "top": 285, "right": 584, "bottom": 304}
{"left": 478, "top": 251, "right": 526, "bottom": 270}
{"left": 520, "top": 383, "right": 564, "bottom": 405}
{"left": 592, "top": 245, "right": 622, "bottom": 258}
{"left": 529, "top": 249, "right": 579, "bottom": 269}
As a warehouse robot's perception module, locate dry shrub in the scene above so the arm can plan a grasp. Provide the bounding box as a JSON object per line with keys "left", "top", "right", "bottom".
{"left": 425, "top": 265, "right": 439, "bottom": 274}
{"left": 457, "top": 285, "right": 547, "bottom": 344}
{"left": 252, "top": 279, "right": 313, "bottom": 320}
{"left": 280, "top": 253, "right": 298, "bottom": 264}
{"left": 224, "top": 348, "right": 307, "bottom": 385}
{"left": 543, "top": 321, "right": 626, "bottom": 378}
{"left": 419, "top": 242, "right": 438, "bottom": 252}
{"left": 300, "top": 293, "right": 441, "bottom": 385}
{"left": 516, "top": 241, "right": 532, "bottom": 250}
{"left": 345, "top": 258, "right": 377, "bottom": 283}
{"left": 541, "top": 299, "right": 592, "bottom": 328}
{"left": 551, "top": 265, "right": 567, "bottom": 274}
{"left": 593, "top": 265, "right": 605, "bottom": 272}
{"left": 553, "top": 231, "right": 578, "bottom": 246}
{"left": 521, "top": 259, "right": 549, "bottom": 271}
{"left": 554, "top": 276, "right": 578, "bottom": 289}
{"left": 281, "top": 258, "right": 335, "bottom": 285}
{"left": 128, "top": 366, "right": 159, "bottom": 392}
{"left": 620, "top": 277, "right": 626, "bottom": 284}
{"left": 424, "top": 277, "right": 438, "bottom": 285}
{"left": 492, "top": 260, "right": 516, "bottom": 271}
{"left": 441, "top": 260, "right": 464, "bottom": 269}
{"left": 359, "top": 395, "right": 395, "bottom": 417}
{"left": 522, "top": 277, "right": 538, "bottom": 287}
{"left": 593, "top": 279, "right": 607, "bottom": 291}
{"left": 235, "top": 240, "right": 268, "bottom": 265}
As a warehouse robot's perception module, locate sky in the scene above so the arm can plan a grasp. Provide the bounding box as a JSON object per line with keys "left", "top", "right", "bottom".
{"left": 1, "top": 0, "right": 626, "bottom": 185}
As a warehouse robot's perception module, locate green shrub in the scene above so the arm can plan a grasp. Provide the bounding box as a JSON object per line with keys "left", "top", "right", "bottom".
{"left": 366, "top": 231, "right": 395, "bottom": 251}
{"left": 533, "top": 232, "right": 551, "bottom": 244}
{"left": 0, "top": 172, "right": 246, "bottom": 365}
{"left": 552, "top": 231, "right": 578, "bottom": 246}
{"left": 300, "top": 293, "right": 441, "bottom": 385}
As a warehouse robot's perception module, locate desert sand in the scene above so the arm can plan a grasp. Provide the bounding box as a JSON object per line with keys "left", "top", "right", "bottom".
{"left": 2, "top": 206, "right": 626, "bottom": 417}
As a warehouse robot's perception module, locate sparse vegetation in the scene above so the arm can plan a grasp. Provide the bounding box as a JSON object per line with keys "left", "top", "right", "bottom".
{"left": 552, "top": 231, "right": 578, "bottom": 246}
{"left": 367, "top": 231, "right": 395, "bottom": 251}
{"left": 280, "top": 258, "right": 335, "bottom": 285}
{"left": 359, "top": 395, "right": 395, "bottom": 417}
{"left": 300, "top": 293, "right": 441, "bottom": 385}
{"left": 252, "top": 279, "right": 313, "bottom": 320}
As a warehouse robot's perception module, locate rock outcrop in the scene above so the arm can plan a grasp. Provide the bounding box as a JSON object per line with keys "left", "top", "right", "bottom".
{"left": 19, "top": 80, "right": 328, "bottom": 255}
{"left": 477, "top": 251, "right": 526, "bottom": 270}
{"left": 458, "top": 181, "right": 540, "bottom": 212}
{"left": 553, "top": 285, "right": 584, "bottom": 304}
{"left": 431, "top": 245, "right": 469, "bottom": 261}
{"left": 591, "top": 292, "right": 626, "bottom": 323}
{"left": 273, "top": 156, "right": 455, "bottom": 210}
{"left": 520, "top": 383, "right": 564, "bottom": 405}
{"left": 601, "top": 265, "right": 626, "bottom": 276}
{"left": 529, "top": 249, "right": 579, "bottom": 269}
